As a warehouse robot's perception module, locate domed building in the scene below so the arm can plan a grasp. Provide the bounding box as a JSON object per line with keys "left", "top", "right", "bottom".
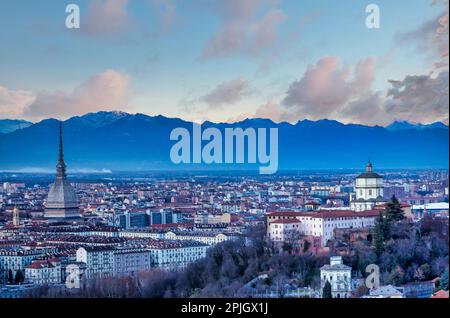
{"left": 350, "top": 161, "right": 387, "bottom": 212}
{"left": 44, "top": 122, "right": 80, "bottom": 219}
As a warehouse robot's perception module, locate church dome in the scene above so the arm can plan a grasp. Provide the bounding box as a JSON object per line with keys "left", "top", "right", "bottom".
{"left": 357, "top": 160, "right": 382, "bottom": 179}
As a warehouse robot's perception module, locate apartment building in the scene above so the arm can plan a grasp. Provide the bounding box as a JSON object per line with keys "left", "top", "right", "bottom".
{"left": 267, "top": 210, "right": 379, "bottom": 246}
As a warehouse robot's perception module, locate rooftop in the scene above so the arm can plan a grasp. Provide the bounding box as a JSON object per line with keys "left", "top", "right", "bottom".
{"left": 267, "top": 209, "right": 381, "bottom": 219}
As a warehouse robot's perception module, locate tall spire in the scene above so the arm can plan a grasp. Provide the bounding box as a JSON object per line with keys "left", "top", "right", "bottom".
{"left": 45, "top": 120, "right": 80, "bottom": 219}
{"left": 56, "top": 121, "right": 67, "bottom": 178}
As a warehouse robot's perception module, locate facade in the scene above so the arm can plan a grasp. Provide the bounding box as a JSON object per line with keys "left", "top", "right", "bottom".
{"left": 267, "top": 219, "right": 301, "bottom": 242}
{"left": 114, "top": 249, "right": 153, "bottom": 276}
{"left": 147, "top": 240, "right": 208, "bottom": 271}
{"left": 164, "top": 231, "right": 238, "bottom": 246}
{"left": 118, "top": 229, "right": 238, "bottom": 246}
{"left": 44, "top": 122, "right": 80, "bottom": 219}
{"left": 267, "top": 210, "right": 378, "bottom": 246}
{"left": 115, "top": 209, "right": 182, "bottom": 228}
{"left": 412, "top": 202, "right": 449, "bottom": 219}
{"left": 76, "top": 247, "right": 156, "bottom": 278}
{"left": 150, "top": 209, "right": 182, "bottom": 225}
{"left": 76, "top": 247, "right": 115, "bottom": 279}
{"left": 366, "top": 285, "right": 404, "bottom": 298}
{"left": 320, "top": 256, "right": 352, "bottom": 298}
{"left": 194, "top": 212, "right": 231, "bottom": 226}
{"left": 0, "top": 250, "right": 42, "bottom": 284}
{"left": 402, "top": 281, "right": 434, "bottom": 298}
{"left": 350, "top": 161, "right": 387, "bottom": 212}
{"left": 25, "top": 259, "right": 61, "bottom": 285}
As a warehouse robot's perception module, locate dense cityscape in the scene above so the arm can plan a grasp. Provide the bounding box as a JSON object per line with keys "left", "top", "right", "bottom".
{"left": 0, "top": 125, "right": 448, "bottom": 298}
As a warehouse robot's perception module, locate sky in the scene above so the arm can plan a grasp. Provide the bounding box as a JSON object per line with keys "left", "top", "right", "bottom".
{"left": 0, "top": 0, "right": 448, "bottom": 126}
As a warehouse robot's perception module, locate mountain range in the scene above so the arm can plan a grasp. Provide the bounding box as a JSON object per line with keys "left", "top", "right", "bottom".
{"left": 0, "top": 119, "right": 32, "bottom": 134}
{"left": 386, "top": 120, "right": 449, "bottom": 131}
{"left": 0, "top": 111, "right": 448, "bottom": 172}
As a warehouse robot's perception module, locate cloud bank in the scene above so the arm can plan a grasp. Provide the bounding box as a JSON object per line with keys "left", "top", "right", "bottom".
{"left": 0, "top": 70, "right": 131, "bottom": 121}
{"left": 202, "top": 0, "right": 286, "bottom": 59}
{"left": 81, "top": 0, "right": 133, "bottom": 37}
{"left": 201, "top": 76, "right": 253, "bottom": 108}
{"left": 396, "top": 0, "right": 449, "bottom": 70}
{"left": 241, "top": 56, "right": 448, "bottom": 126}
{"left": 0, "top": 86, "right": 36, "bottom": 118}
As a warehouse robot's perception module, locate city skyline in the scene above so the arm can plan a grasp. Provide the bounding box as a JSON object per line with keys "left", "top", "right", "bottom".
{"left": 0, "top": 0, "right": 448, "bottom": 126}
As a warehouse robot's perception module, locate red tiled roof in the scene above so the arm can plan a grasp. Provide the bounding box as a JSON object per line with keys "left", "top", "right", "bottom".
{"left": 431, "top": 290, "right": 449, "bottom": 298}
{"left": 270, "top": 219, "right": 301, "bottom": 224}
{"left": 150, "top": 222, "right": 193, "bottom": 229}
{"left": 267, "top": 209, "right": 381, "bottom": 219}
{"left": 267, "top": 211, "right": 301, "bottom": 217}
{"left": 26, "top": 260, "right": 57, "bottom": 269}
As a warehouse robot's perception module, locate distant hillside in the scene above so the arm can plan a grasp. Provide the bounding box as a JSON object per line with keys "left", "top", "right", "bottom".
{"left": 386, "top": 120, "right": 449, "bottom": 131}
{"left": 0, "top": 119, "right": 33, "bottom": 134}
{"left": 0, "top": 112, "right": 448, "bottom": 171}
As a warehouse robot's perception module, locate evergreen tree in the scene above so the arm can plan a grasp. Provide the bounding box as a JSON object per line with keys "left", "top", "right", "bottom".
{"left": 385, "top": 195, "right": 404, "bottom": 222}
{"left": 15, "top": 270, "right": 24, "bottom": 284}
{"left": 8, "top": 269, "right": 14, "bottom": 284}
{"left": 373, "top": 212, "right": 389, "bottom": 256}
{"left": 303, "top": 240, "right": 311, "bottom": 253}
{"left": 322, "top": 280, "right": 332, "bottom": 298}
{"left": 441, "top": 268, "right": 449, "bottom": 291}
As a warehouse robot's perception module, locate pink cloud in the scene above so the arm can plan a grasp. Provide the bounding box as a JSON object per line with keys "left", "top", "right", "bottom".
{"left": 281, "top": 56, "right": 387, "bottom": 125}
{"left": 280, "top": 55, "right": 448, "bottom": 126}
{"left": 22, "top": 70, "right": 131, "bottom": 121}
{"left": 385, "top": 70, "right": 449, "bottom": 124}
{"left": 202, "top": 0, "right": 286, "bottom": 58}
{"left": 396, "top": 0, "right": 449, "bottom": 70}
{"left": 283, "top": 57, "right": 355, "bottom": 117}
{"left": 202, "top": 76, "right": 253, "bottom": 108}
{"left": 81, "top": 0, "right": 133, "bottom": 37}
{"left": 0, "top": 86, "right": 36, "bottom": 119}
{"left": 254, "top": 100, "right": 282, "bottom": 121}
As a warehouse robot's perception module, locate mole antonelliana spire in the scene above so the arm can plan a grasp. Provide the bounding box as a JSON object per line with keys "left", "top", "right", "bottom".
{"left": 44, "top": 121, "right": 80, "bottom": 219}
{"left": 57, "top": 121, "right": 67, "bottom": 178}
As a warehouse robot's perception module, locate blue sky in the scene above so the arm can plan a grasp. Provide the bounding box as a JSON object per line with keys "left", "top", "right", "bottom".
{"left": 0, "top": 0, "right": 448, "bottom": 125}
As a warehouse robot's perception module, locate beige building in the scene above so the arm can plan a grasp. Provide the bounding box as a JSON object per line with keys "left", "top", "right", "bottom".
{"left": 267, "top": 209, "right": 379, "bottom": 246}
{"left": 25, "top": 259, "right": 62, "bottom": 285}
{"left": 194, "top": 212, "right": 231, "bottom": 225}
{"left": 320, "top": 256, "right": 352, "bottom": 298}
{"left": 267, "top": 219, "right": 301, "bottom": 242}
